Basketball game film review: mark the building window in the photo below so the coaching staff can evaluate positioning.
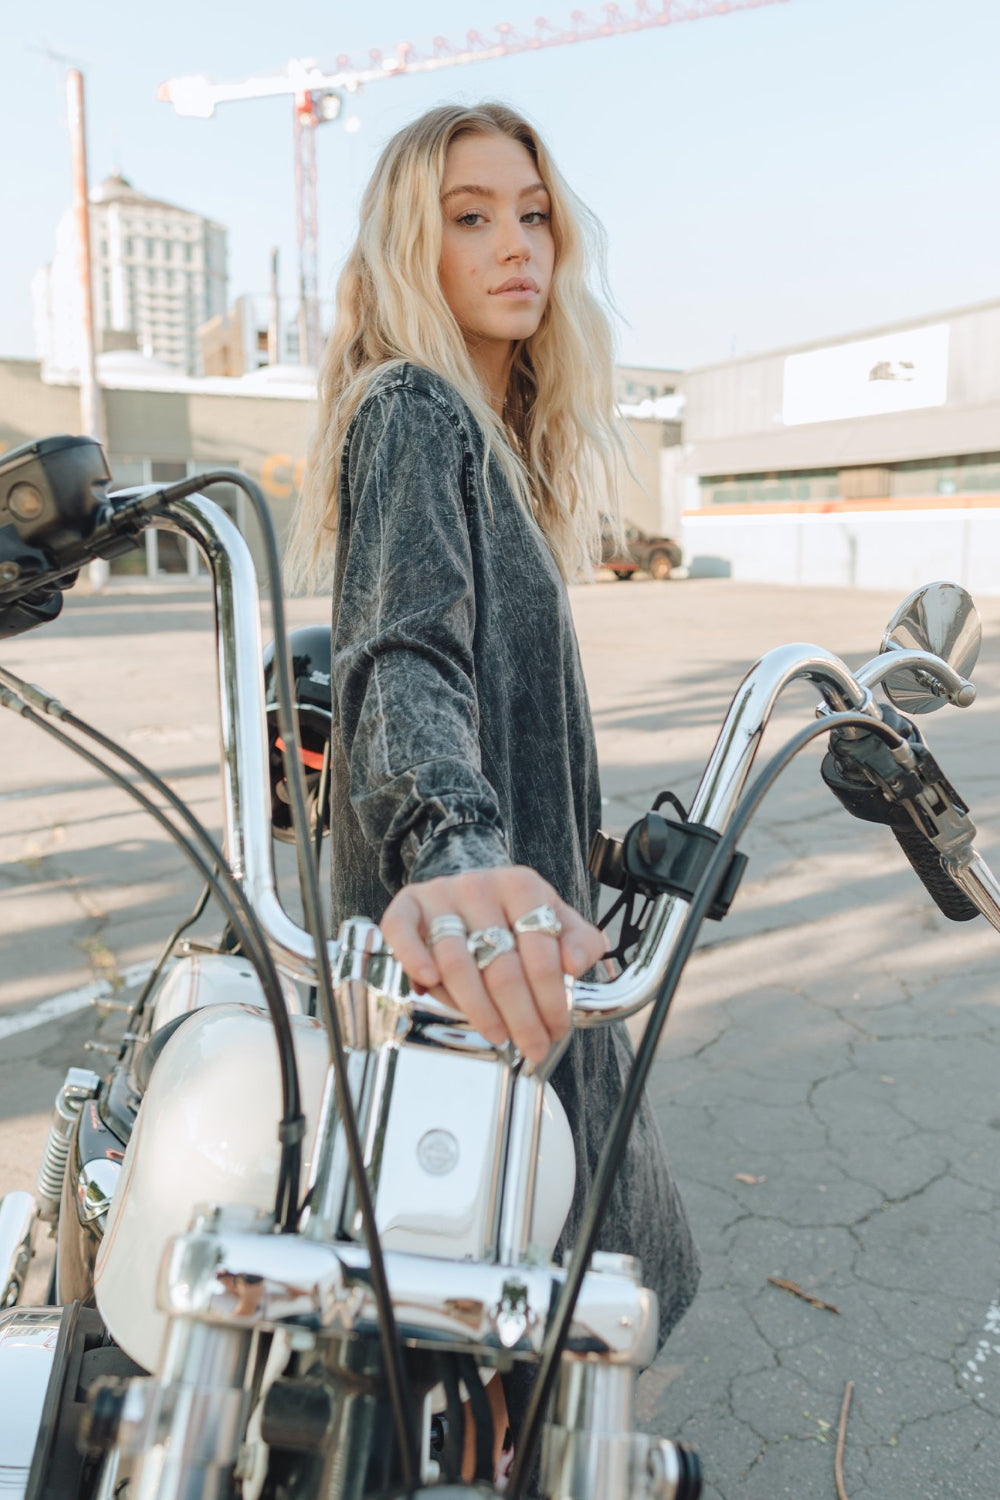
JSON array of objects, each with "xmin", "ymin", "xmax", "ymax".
[
  {"xmin": 146, "ymin": 237, "xmax": 155, "ymax": 258},
  {"xmin": 164, "ymin": 241, "xmax": 173, "ymax": 261},
  {"xmin": 701, "ymin": 471, "xmax": 841, "ymax": 506}
]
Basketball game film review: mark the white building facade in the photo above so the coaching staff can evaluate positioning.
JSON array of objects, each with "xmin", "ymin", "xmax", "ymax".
[{"xmin": 33, "ymin": 173, "xmax": 227, "ymax": 379}]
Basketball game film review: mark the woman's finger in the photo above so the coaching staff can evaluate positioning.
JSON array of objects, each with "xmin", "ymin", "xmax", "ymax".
[
  {"xmin": 451, "ymin": 883, "xmax": 551, "ymax": 1061},
  {"xmin": 429, "ymin": 913, "xmax": 511, "ymax": 1049},
  {"xmin": 498, "ymin": 874, "xmax": 573, "ymax": 1044},
  {"xmin": 476, "ymin": 946, "xmax": 556, "ymax": 1063},
  {"xmin": 549, "ymin": 893, "xmax": 606, "ymax": 977},
  {"xmin": 379, "ymin": 887, "xmax": 441, "ymax": 989}
]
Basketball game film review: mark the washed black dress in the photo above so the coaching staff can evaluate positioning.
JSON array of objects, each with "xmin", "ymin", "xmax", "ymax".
[{"xmin": 328, "ymin": 363, "xmax": 699, "ymax": 1372}]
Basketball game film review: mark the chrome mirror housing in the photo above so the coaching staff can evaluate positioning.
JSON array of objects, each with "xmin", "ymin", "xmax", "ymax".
[{"xmin": 880, "ymin": 581, "xmax": 981, "ymax": 714}]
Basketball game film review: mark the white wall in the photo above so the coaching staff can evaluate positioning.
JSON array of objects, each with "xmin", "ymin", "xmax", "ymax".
[{"xmin": 682, "ymin": 509, "xmax": 1000, "ymax": 597}]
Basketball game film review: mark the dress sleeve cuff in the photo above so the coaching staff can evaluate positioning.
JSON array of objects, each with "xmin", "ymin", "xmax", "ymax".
[{"xmin": 406, "ymin": 817, "xmax": 512, "ymax": 885}]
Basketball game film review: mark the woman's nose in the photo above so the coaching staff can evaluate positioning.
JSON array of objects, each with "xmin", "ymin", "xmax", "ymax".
[{"xmin": 500, "ymin": 222, "xmax": 531, "ymax": 262}]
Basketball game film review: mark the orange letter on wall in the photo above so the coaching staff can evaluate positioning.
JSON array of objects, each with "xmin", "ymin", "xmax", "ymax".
[{"xmin": 261, "ymin": 453, "xmax": 293, "ymax": 500}]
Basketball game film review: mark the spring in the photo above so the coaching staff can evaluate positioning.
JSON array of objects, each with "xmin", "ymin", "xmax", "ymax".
[{"xmin": 36, "ymin": 1068, "xmax": 100, "ymax": 1223}]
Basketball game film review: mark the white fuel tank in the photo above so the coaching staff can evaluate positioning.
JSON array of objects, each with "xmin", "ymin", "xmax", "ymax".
[
  {"xmin": 145, "ymin": 951, "xmax": 301, "ymax": 1033},
  {"xmin": 94, "ymin": 1004, "xmax": 329, "ymax": 1371}
]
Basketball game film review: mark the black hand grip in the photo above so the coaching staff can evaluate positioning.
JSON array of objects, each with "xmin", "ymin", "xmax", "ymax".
[{"xmin": 891, "ymin": 819, "xmax": 980, "ymax": 922}]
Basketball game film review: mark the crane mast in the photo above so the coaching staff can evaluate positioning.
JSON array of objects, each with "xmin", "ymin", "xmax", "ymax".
[{"xmin": 160, "ymin": 0, "xmax": 789, "ymax": 366}]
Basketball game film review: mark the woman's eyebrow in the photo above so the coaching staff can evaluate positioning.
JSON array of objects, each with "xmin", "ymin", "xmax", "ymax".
[
  {"xmin": 440, "ymin": 180, "xmax": 548, "ymax": 203},
  {"xmin": 441, "ymin": 183, "xmax": 494, "ymax": 203}
]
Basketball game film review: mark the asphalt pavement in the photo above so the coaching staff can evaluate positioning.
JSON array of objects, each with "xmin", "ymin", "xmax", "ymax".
[{"xmin": 1, "ymin": 573, "xmax": 999, "ymax": 1498}]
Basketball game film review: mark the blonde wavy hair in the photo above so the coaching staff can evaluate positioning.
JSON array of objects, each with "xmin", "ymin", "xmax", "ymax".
[{"xmin": 285, "ymin": 101, "xmax": 623, "ymax": 591}]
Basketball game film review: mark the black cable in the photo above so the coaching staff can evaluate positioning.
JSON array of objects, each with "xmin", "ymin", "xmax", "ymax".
[
  {"xmin": 126, "ymin": 879, "xmax": 212, "ymax": 1035},
  {"xmin": 178, "ymin": 471, "xmax": 420, "ymax": 1483},
  {"xmin": 0, "ymin": 690, "xmax": 304, "ymax": 1230},
  {"xmin": 457, "ymin": 1354, "xmax": 495, "ymax": 1482},
  {"xmin": 507, "ymin": 708, "xmax": 906, "ymax": 1498},
  {"xmin": 306, "ymin": 739, "xmax": 333, "ymax": 1019},
  {"xmin": 439, "ymin": 1358, "xmax": 465, "ymax": 1483}
]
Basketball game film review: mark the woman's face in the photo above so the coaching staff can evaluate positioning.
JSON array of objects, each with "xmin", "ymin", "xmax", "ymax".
[{"xmin": 438, "ymin": 132, "xmax": 555, "ymax": 359}]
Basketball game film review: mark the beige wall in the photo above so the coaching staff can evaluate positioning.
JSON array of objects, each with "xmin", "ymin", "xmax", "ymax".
[
  {"xmin": 0, "ymin": 359, "xmax": 82, "ymax": 453},
  {"xmin": 0, "ymin": 360, "xmax": 315, "ymax": 549}
]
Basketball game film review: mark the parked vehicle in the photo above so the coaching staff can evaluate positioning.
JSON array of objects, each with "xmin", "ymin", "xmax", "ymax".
[
  {"xmin": 0, "ymin": 434, "xmax": 997, "ymax": 1500},
  {"xmin": 601, "ymin": 524, "xmax": 682, "ymax": 581}
]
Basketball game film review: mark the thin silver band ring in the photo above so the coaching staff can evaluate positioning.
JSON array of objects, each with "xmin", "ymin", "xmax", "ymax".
[{"xmin": 427, "ymin": 914, "xmax": 468, "ymax": 948}]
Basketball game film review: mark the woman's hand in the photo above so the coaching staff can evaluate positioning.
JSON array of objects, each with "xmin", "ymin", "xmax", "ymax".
[{"xmin": 380, "ymin": 866, "xmax": 605, "ymax": 1064}]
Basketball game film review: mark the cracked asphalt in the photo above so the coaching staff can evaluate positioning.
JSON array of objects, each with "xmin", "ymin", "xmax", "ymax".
[{"xmin": 2, "ymin": 575, "xmax": 999, "ymax": 1497}]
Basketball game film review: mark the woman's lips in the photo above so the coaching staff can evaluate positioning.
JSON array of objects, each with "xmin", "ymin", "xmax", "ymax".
[{"xmin": 491, "ymin": 277, "xmax": 540, "ymax": 298}]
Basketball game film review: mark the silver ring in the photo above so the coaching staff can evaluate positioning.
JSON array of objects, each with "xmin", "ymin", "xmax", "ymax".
[
  {"xmin": 467, "ymin": 925, "xmax": 516, "ymax": 970},
  {"xmin": 513, "ymin": 903, "xmax": 563, "ymax": 939},
  {"xmin": 427, "ymin": 914, "xmax": 468, "ymax": 948}
]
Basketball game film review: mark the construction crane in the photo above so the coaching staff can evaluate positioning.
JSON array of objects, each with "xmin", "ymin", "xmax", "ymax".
[{"xmin": 160, "ymin": 0, "xmax": 788, "ymax": 366}]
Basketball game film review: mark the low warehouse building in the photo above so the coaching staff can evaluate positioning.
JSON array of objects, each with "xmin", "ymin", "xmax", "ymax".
[{"xmin": 679, "ymin": 298, "xmax": 1000, "ymax": 596}]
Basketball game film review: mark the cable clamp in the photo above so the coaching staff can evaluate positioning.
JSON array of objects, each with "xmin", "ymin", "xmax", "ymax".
[
  {"xmin": 589, "ymin": 796, "xmax": 748, "ymax": 925},
  {"xmin": 277, "ymin": 1114, "xmax": 307, "ymax": 1147}
]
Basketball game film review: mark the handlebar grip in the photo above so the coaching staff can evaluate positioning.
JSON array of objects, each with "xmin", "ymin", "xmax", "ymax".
[{"xmin": 890, "ymin": 820, "xmax": 980, "ymax": 922}]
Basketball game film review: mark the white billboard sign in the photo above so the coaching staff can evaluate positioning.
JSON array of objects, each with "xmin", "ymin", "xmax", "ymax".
[{"xmin": 782, "ymin": 323, "xmax": 949, "ymax": 427}]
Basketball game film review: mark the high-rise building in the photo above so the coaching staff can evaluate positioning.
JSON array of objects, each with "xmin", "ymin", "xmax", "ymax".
[{"xmin": 32, "ymin": 172, "xmax": 228, "ymax": 379}]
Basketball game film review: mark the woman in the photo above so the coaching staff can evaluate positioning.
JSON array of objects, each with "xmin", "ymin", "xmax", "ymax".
[{"xmin": 288, "ymin": 100, "xmax": 699, "ymax": 1476}]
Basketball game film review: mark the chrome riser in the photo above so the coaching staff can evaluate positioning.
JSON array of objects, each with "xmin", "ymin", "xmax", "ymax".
[
  {"xmin": 304, "ymin": 1037, "xmax": 575, "ymax": 1266},
  {"xmin": 0, "ymin": 1191, "xmax": 36, "ymax": 1309}
]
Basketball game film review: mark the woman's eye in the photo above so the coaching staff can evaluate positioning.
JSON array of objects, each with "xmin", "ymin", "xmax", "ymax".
[
  {"xmin": 522, "ymin": 211, "xmax": 551, "ymax": 225},
  {"xmin": 456, "ymin": 212, "xmax": 485, "ymax": 227}
]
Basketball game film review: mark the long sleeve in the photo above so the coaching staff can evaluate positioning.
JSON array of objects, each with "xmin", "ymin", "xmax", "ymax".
[{"xmin": 333, "ymin": 382, "xmax": 512, "ymax": 893}]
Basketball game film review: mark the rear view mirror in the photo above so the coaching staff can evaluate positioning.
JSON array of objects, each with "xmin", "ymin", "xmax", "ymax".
[{"xmin": 880, "ymin": 581, "xmax": 981, "ymax": 714}]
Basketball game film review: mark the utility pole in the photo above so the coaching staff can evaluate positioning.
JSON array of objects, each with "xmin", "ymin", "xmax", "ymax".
[
  {"xmin": 66, "ymin": 69, "xmax": 108, "ymax": 591},
  {"xmin": 268, "ymin": 246, "xmax": 281, "ymax": 367}
]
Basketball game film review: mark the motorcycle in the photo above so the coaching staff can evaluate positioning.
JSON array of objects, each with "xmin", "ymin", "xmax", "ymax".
[{"xmin": 0, "ymin": 432, "xmax": 998, "ymax": 1500}]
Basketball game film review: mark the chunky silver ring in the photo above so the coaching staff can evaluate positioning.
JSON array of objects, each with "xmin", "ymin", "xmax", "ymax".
[
  {"xmin": 513, "ymin": 903, "xmax": 563, "ymax": 939},
  {"xmin": 427, "ymin": 914, "xmax": 468, "ymax": 948},
  {"xmin": 467, "ymin": 925, "xmax": 516, "ymax": 970}
]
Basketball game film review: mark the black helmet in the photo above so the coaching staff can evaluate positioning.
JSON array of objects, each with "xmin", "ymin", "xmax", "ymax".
[{"xmin": 262, "ymin": 626, "xmax": 332, "ymax": 844}]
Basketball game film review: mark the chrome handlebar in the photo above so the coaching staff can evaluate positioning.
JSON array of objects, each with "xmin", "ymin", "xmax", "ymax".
[{"xmin": 167, "ymin": 492, "xmax": 997, "ymax": 1037}]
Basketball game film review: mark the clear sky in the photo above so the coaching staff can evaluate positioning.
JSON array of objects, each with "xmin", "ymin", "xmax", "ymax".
[{"xmin": 2, "ymin": 0, "xmax": 998, "ymax": 371}]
